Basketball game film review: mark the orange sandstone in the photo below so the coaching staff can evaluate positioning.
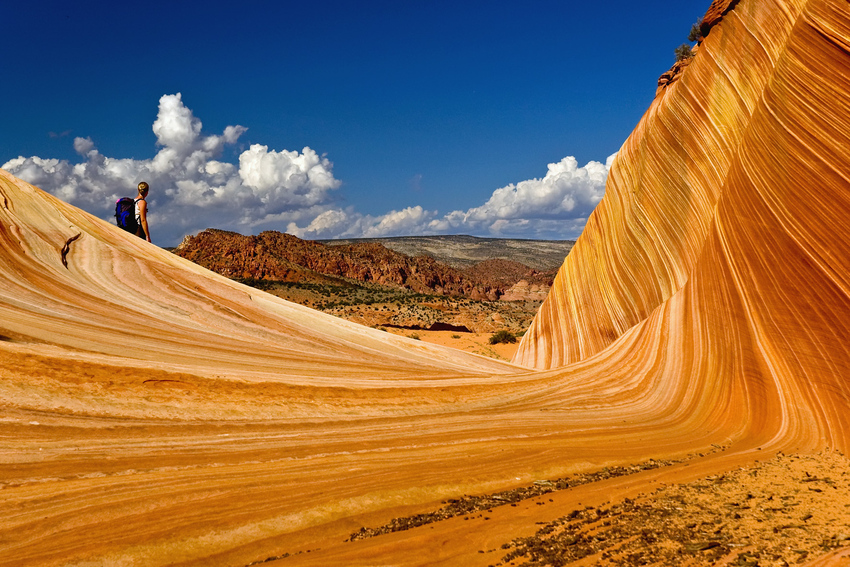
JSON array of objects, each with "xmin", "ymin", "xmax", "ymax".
[{"xmin": 1, "ymin": 0, "xmax": 850, "ymax": 565}]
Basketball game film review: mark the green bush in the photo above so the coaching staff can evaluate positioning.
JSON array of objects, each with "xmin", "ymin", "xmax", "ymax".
[
  {"xmin": 688, "ymin": 22, "xmax": 703, "ymax": 43},
  {"xmin": 674, "ymin": 43, "xmax": 693, "ymax": 61},
  {"xmin": 489, "ymin": 330, "xmax": 517, "ymax": 345}
]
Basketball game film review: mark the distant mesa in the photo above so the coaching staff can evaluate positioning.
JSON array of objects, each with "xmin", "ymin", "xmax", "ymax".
[{"xmin": 323, "ymin": 234, "xmax": 574, "ymax": 271}]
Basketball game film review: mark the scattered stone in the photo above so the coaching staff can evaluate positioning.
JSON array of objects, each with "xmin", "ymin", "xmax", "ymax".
[
  {"xmin": 347, "ymin": 457, "xmax": 679, "ymax": 541},
  {"xmin": 497, "ymin": 451, "xmax": 850, "ymax": 567}
]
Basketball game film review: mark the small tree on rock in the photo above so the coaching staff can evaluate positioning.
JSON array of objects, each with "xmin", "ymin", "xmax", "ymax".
[
  {"xmin": 674, "ymin": 43, "xmax": 694, "ymax": 61},
  {"xmin": 688, "ymin": 22, "xmax": 704, "ymax": 43}
]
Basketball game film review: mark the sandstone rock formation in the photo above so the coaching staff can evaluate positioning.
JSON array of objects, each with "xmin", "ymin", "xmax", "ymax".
[
  {"xmin": 1, "ymin": 0, "xmax": 850, "ymax": 565},
  {"xmin": 657, "ymin": 0, "xmax": 738, "ymax": 98},
  {"xmin": 175, "ymin": 228, "xmax": 547, "ymax": 301},
  {"xmin": 499, "ymin": 279, "xmax": 550, "ymax": 302},
  {"xmin": 701, "ymin": 0, "xmax": 741, "ymax": 37},
  {"xmin": 516, "ymin": 0, "xmax": 850, "ymax": 376},
  {"xmin": 656, "ymin": 47, "xmax": 695, "ymax": 94},
  {"xmin": 176, "ymin": 228, "xmax": 473, "ymax": 292}
]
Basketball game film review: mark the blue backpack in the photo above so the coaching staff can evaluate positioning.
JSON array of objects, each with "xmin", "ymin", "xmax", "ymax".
[{"xmin": 115, "ymin": 197, "xmax": 139, "ymax": 233}]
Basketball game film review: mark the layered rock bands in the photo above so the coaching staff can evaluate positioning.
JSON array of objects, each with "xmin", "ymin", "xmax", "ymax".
[{"xmin": 1, "ymin": 0, "xmax": 849, "ymax": 565}]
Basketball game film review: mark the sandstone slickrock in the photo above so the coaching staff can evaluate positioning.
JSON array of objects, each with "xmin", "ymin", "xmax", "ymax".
[
  {"xmin": 1, "ymin": 0, "xmax": 850, "ymax": 566},
  {"xmin": 701, "ymin": 0, "xmax": 742, "ymax": 37}
]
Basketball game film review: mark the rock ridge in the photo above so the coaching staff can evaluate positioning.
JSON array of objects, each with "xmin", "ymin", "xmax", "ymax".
[{"xmin": 175, "ymin": 228, "xmax": 555, "ymax": 302}]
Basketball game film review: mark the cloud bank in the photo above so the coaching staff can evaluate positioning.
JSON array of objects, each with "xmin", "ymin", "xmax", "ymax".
[
  {"xmin": 287, "ymin": 154, "xmax": 614, "ymax": 240},
  {"xmin": 3, "ymin": 95, "xmax": 613, "ymax": 245}
]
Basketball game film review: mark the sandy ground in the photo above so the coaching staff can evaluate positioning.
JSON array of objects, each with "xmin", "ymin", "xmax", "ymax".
[
  {"xmin": 263, "ymin": 451, "xmax": 850, "ymax": 566},
  {"xmin": 494, "ymin": 451, "xmax": 850, "ymax": 566}
]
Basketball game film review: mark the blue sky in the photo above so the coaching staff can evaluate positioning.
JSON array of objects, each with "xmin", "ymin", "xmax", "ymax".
[{"xmin": 2, "ymin": 0, "xmax": 709, "ymax": 246}]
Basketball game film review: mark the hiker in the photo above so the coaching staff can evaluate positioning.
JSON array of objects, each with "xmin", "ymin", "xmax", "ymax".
[{"xmin": 134, "ymin": 182, "xmax": 151, "ymax": 242}]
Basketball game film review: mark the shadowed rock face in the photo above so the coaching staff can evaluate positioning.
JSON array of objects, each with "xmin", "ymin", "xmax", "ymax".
[{"xmin": 1, "ymin": 1, "xmax": 850, "ymax": 566}]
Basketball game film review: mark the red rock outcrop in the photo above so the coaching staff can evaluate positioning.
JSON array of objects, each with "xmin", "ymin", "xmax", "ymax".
[
  {"xmin": 2, "ymin": 0, "xmax": 850, "ymax": 565},
  {"xmin": 499, "ymin": 279, "xmax": 550, "ymax": 302},
  {"xmin": 175, "ymin": 228, "xmax": 534, "ymax": 300},
  {"xmin": 175, "ymin": 228, "xmax": 465, "ymax": 290}
]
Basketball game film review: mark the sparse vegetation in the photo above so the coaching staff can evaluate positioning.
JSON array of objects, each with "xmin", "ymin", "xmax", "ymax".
[
  {"xmin": 688, "ymin": 22, "xmax": 703, "ymax": 43},
  {"xmin": 674, "ymin": 43, "xmax": 694, "ymax": 61},
  {"xmin": 409, "ymin": 333, "xmax": 421, "ymax": 341},
  {"xmin": 674, "ymin": 20, "xmax": 703, "ymax": 63},
  {"xmin": 489, "ymin": 330, "xmax": 517, "ymax": 345},
  {"xmin": 234, "ymin": 278, "xmax": 540, "ymax": 337},
  {"xmin": 177, "ymin": 233, "xmax": 547, "ymax": 361}
]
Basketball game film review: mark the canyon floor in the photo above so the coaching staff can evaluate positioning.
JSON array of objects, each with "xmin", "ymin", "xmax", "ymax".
[
  {"xmin": 388, "ymin": 329, "xmax": 521, "ymax": 362},
  {"xmin": 262, "ymin": 450, "xmax": 850, "ymax": 567},
  {"xmin": 243, "ymin": 279, "xmax": 535, "ymax": 361}
]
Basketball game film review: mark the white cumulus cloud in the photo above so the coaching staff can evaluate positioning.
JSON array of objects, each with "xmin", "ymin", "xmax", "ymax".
[
  {"xmin": 2, "ymin": 93, "xmax": 341, "ymax": 245},
  {"xmin": 287, "ymin": 205, "xmax": 440, "ymax": 240},
  {"xmin": 435, "ymin": 155, "xmax": 613, "ymax": 234},
  {"xmin": 3, "ymin": 94, "xmax": 613, "ymax": 245},
  {"xmin": 73, "ymin": 137, "xmax": 95, "ymax": 156},
  {"xmin": 287, "ymin": 155, "xmax": 615, "ymax": 240}
]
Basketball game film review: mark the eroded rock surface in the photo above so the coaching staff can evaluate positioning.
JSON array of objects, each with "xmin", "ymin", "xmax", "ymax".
[{"xmin": 2, "ymin": 0, "xmax": 850, "ymax": 566}]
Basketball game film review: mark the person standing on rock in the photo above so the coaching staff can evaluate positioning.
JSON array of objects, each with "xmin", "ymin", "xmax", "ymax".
[{"xmin": 135, "ymin": 182, "xmax": 151, "ymax": 243}]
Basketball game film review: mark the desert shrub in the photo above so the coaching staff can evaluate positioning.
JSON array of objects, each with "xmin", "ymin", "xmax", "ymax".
[
  {"xmin": 451, "ymin": 334, "xmax": 461, "ymax": 339},
  {"xmin": 409, "ymin": 333, "xmax": 421, "ymax": 340},
  {"xmin": 674, "ymin": 43, "xmax": 693, "ymax": 61},
  {"xmin": 489, "ymin": 330, "xmax": 517, "ymax": 345},
  {"xmin": 688, "ymin": 22, "xmax": 703, "ymax": 43}
]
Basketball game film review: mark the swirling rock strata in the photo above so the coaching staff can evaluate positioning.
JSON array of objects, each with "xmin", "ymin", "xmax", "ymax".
[
  {"xmin": 1, "ymin": 1, "xmax": 850, "ymax": 566},
  {"xmin": 516, "ymin": 0, "xmax": 850, "ymax": 375},
  {"xmin": 514, "ymin": 0, "xmax": 850, "ymax": 471}
]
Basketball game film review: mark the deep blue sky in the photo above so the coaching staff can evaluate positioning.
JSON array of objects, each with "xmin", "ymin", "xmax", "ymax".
[{"xmin": 2, "ymin": 0, "xmax": 710, "ymax": 245}]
